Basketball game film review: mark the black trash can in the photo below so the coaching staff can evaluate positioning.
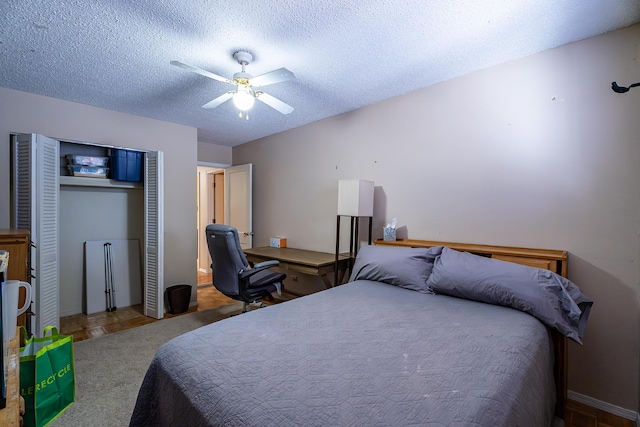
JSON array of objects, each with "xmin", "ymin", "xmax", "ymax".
[{"xmin": 166, "ymin": 284, "xmax": 192, "ymax": 314}]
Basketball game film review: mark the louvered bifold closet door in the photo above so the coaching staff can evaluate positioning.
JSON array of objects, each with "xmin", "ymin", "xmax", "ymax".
[
  {"xmin": 13, "ymin": 134, "xmax": 60, "ymax": 335},
  {"xmin": 144, "ymin": 151, "xmax": 164, "ymax": 319},
  {"xmin": 12, "ymin": 135, "xmax": 36, "ymax": 230}
]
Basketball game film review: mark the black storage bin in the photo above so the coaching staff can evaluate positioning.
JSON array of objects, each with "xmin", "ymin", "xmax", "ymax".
[{"xmin": 166, "ymin": 284, "xmax": 192, "ymax": 314}]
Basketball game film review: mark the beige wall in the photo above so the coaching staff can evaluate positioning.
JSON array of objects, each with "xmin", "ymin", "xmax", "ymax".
[
  {"xmin": 198, "ymin": 140, "xmax": 232, "ymax": 166},
  {"xmin": 0, "ymin": 87, "xmax": 198, "ymax": 302},
  {"xmin": 234, "ymin": 24, "xmax": 640, "ymax": 411}
]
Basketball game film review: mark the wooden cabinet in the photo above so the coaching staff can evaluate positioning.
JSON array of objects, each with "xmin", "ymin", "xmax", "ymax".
[
  {"xmin": 0, "ymin": 230, "xmax": 31, "ymax": 328},
  {"xmin": 0, "ymin": 331, "xmax": 20, "ymax": 426}
]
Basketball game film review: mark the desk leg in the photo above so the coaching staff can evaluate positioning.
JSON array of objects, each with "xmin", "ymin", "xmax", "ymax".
[
  {"xmin": 334, "ymin": 215, "xmax": 341, "ymax": 288},
  {"xmin": 321, "ymin": 274, "xmax": 333, "ymax": 289},
  {"xmin": 337, "ymin": 268, "xmax": 347, "ymax": 285},
  {"xmin": 322, "ymin": 267, "xmax": 348, "ymax": 289}
]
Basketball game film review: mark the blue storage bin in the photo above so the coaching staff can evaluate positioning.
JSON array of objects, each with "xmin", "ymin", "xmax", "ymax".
[{"xmin": 111, "ymin": 149, "xmax": 143, "ymax": 182}]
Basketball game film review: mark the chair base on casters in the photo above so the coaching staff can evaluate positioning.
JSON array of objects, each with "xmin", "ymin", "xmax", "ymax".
[{"xmin": 243, "ymin": 300, "xmax": 266, "ymax": 312}]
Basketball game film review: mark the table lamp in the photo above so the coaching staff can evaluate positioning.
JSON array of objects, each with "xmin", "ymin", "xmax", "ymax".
[{"xmin": 335, "ymin": 179, "xmax": 374, "ymax": 285}]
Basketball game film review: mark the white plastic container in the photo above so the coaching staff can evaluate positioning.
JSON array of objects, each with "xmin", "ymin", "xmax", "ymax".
[
  {"xmin": 67, "ymin": 165, "xmax": 109, "ymax": 178},
  {"xmin": 65, "ymin": 154, "xmax": 109, "ymax": 167}
]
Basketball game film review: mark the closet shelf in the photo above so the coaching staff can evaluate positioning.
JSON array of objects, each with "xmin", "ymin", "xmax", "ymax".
[{"xmin": 59, "ymin": 176, "xmax": 142, "ymax": 189}]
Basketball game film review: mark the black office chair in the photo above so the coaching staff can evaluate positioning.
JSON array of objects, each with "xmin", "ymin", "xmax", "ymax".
[{"xmin": 205, "ymin": 224, "xmax": 286, "ymax": 312}]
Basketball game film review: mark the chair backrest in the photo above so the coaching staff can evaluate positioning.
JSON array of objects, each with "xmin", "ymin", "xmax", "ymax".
[{"xmin": 205, "ymin": 224, "xmax": 250, "ymax": 296}]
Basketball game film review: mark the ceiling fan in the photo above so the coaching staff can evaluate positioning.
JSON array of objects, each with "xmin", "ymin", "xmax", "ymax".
[{"xmin": 171, "ymin": 50, "xmax": 295, "ymax": 118}]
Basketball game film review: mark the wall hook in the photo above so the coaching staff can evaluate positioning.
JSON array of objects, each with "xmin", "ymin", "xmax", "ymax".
[{"xmin": 611, "ymin": 81, "xmax": 640, "ymax": 93}]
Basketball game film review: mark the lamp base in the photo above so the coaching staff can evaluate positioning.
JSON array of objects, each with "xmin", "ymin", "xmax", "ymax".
[{"xmin": 335, "ymin": 215, "xmax": 373, "ymax": 286}]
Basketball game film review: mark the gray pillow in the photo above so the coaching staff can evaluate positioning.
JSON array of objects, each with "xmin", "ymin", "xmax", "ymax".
[
  {"xmin": 349, "ymin": 245, "xmax": 443, "ymax": 293},
  {"xmin": 426, "ymin": 247, "xmax": 593, "ymax": 344}
]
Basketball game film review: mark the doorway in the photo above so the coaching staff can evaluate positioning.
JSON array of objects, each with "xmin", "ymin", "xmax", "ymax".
[
  {"xmin": 196, "ymin": 162, "xmax": 253, "ymax": 288},
  {"xmin": 196, "ymin": 166, "xmax": 225, "ymax": 282}
]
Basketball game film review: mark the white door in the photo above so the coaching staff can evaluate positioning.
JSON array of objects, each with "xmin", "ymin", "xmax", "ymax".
[
  {"xmin": 144, "ymin": 151, "xmax": 164, "ymax": 319},
  {"xmin": 13, "ymin": 133, "xmax": 60, "ymax": 335},
  {"xmin": 224, "ymin": 164, "xmax": 253, "ymax": 249}
]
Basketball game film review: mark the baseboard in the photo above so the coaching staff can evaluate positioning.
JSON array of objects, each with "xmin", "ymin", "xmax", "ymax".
[{"xmin": 568, "ymin": 390, "xmax": 639, "ymax": 421}]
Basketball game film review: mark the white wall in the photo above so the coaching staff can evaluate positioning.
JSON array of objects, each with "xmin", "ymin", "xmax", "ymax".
[
  {"xmin": 234, "ymin": 25, "xmax": 640, "ymax": 412},
  {"xmin": 0, "ymin": 87, "xmax": 198, "ymax": 309}
]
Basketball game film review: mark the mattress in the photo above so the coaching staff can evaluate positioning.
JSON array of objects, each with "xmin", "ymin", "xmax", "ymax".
[{"xmin": 130, "ymin": 280, "xmax": 556, "ymax": 426}]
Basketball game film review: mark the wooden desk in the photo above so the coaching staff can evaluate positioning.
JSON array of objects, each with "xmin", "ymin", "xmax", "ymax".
[{"xmin": 244, "ymin": 247, "xmax": 350, "ymax": 289}]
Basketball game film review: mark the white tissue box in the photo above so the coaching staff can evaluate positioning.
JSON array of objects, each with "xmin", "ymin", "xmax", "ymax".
[{"xmin": 270, "ymin": 237, "xmax": 287, "ymax": 248}]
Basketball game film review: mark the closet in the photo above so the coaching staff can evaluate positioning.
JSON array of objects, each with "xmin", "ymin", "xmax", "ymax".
[{"xmin": 11, "ymin": 133, "xmax": 164, "ymax": 336}]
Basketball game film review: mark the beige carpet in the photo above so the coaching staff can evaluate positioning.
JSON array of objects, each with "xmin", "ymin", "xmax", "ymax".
[{"xmin": 49, "ymin": 303, "xmax": 244, "ymax": 427}]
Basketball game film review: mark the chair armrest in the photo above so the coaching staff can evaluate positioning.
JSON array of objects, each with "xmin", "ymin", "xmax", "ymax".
[
  {"xmin": 239, "ymin": 260, "xmax": 280, "ymax": 279},
  {"xmin": 253, "ymin": 260, "xmax": 279, "ymax": 269}
]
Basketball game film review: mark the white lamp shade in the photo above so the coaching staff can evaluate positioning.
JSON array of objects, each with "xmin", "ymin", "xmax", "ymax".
[
  {"xmin": 337, "ymin": 179, "xmax": 374, "ymax": 216},
  {"xmin": 233, "ymin": 86, "xmax": 255, "ymax": 111}
]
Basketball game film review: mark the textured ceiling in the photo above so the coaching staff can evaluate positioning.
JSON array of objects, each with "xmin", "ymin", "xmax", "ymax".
[{"xmin": 1, "ymin": 1, "xmax": 639, "ymax": 147}]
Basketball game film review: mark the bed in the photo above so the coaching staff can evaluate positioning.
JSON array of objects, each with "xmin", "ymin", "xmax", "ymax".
[{"xmin": 130, "ymin": 239, "xmax": 592, "ymax": 427}]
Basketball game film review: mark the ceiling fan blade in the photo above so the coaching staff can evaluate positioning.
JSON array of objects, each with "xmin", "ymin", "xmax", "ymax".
[
  {"xmin": 170, "ymin": 60, "xmax": 233, "ymax": 85},
  {"xmin": 249, "ymin": 68, "xmax": 295, "ymax": 88},
  {"xmin": 202, "ymin": 91, "xmax": 234, "ymax": 109},
  {"xmin": 256, "ymin": 92, "xmax": 294, "ymax": 114}
]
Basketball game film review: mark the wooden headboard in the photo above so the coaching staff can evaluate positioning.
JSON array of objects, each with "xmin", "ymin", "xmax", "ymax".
[{"xmin": 375, "ymin": 238, "xmax": 568, "ymax": 420}]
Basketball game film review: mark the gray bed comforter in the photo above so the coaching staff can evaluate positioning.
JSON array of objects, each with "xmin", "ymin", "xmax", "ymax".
[{"xmin": 130, "ymin": 280, "xmax": 556, "ymax": 427}]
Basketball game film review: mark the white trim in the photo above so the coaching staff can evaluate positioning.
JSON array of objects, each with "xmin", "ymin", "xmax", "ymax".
[
  {"xmin": 568, "ymin": 390, "xmax": 639, "ymax": 421},
  {"xmin": 198, "ymin": 161, "xmax": 231, "ymax": 168}
]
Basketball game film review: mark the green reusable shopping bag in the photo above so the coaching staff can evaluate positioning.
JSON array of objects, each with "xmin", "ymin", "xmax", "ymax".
[{"xmin": 20, "ymin": 326, "xmax": 75, "ymax": 427}]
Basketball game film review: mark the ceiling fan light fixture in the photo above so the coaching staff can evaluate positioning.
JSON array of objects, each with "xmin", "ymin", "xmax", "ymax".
[
  {"xmin": 171, "ymin": 49, "xmax": 295, "ymax": 115},
  {"xmin": 232, "ymin": 85, "xmax": 255, "ymax": 111}
]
